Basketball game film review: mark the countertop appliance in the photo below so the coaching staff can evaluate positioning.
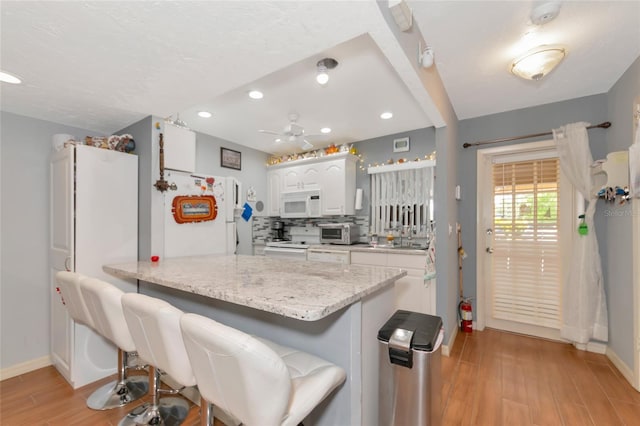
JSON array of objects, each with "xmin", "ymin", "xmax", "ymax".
[
  {"xmin": 50, "ymin": 144, "xmax": 138, "ymax": 389},
  {"xmin": 271, "ymin": 220, "xmax": 286, "ymax": 241},
  {"xmin": 281, "ymin": 189, "xmax": 321, "ymax": 218},
  {"xmin": 318, "ymin": 222, "xmax": 360, "ymax": 245},
  {"xmin": 264, "ymin": 226, "xmax": 320, "ymax": 260},
  {"xmin": 164, "ymin": 170, "xmax": 240, "ymax": 257}
]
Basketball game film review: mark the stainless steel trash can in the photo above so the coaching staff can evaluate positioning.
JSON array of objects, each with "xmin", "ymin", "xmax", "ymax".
[{"xmin": 378, "ymin": 310, "xmax": 444, "ymax": 426}]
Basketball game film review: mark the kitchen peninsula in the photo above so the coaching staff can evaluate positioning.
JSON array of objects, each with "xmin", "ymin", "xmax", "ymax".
[{"xmin": 104, "ymin": 255, "xmax": 406, "ymax": 426}]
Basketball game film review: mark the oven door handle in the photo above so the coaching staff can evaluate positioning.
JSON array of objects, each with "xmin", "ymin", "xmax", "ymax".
[{"xmin": 264, "ymin": 247, "xmax": 307, "ymax": 254}]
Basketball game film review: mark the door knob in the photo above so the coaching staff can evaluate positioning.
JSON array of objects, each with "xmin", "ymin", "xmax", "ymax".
[
  {"xmin": 486, "ymin": 247, "xmax": 494, "ymax": 254},
  {"xmin": 486, "ymin": 228, "xmax": 493, "ymax": 235}
]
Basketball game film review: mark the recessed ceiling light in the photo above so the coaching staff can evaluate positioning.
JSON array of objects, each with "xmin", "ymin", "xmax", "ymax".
[
  {"xmin": 197, "ymin": 111, "xmax": 212, "ymax": 118},
  {"xmin": 248, "ymin": 90, "xmax": 264, "ymax": 99},
  {"xmin": 275, "ymin": 138, "xmax": 282, "ymax": 143},
  {"xmin": 320, "ymin": 127, "xmax": 332, "ymax": 134},
  {"xmin": 380, "ymin": 112, "xmax": 393, "ymax": 120},
  {"xmin": 0, "ymin": 71, "xmax": 22, "ymax": 84}
]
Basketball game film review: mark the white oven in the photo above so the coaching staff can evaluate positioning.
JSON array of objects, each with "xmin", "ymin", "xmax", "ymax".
[
  {"xmin": 307, "ymin": 248, "xmax": 350, "ymax": 265},
  {"xmin": 263, "ymin": 242, "xmax": 308, "ymax": 261}
]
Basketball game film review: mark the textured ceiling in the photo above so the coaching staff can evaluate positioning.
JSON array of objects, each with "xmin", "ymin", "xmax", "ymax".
[{"xmin": 1, "ymin": 1, "xmax": 638, "ymax": 155}]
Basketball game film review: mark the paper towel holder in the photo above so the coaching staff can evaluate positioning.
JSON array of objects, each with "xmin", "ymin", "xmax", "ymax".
[{"xmin": 355, "ymin": 188, "xmax": 363, "ymax": 210}]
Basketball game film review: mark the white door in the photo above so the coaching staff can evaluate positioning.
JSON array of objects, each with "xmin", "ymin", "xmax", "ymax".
[
  {"xmin": 477, "ymin": 141, "xmax": 573, "ymax": 340},
  {"xmin": 49, "ymin": 147, "xmax": 74, "ymax": 380}
]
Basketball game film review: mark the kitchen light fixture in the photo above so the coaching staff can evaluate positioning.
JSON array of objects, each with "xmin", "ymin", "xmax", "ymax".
[
  {"xmin": 0, "ymin": 70, "xmax": 21, "ymax": 84},
  {"xmin": 380, "ymin": 112, "xmax": 393, "ymax": 120},
  {"xmin": 316, "ymin": 58, "xmax": 338, "ymax": 86},
  {"xmin": 510, "ymin": 45, "xmax": 566, "ymax": 81},
  {"xmin": 320, "ymin": 127, "xmax": 332, "ymax": 134},
  {"xmin": 418, "ymin": 43, "xmax": 434, "ymax": 68},
  {"xmin": 197, "ymin": 111, "xmax": 212, "ymax": 118},
  {"xmin": 248, "ymin": 90, "xmax": 263, "ymax": 99}
]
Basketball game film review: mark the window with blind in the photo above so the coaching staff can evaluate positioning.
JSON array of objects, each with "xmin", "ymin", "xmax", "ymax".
[{"xmin": 491, "ymin": 157, "xmax": 562, "ymax": 329}]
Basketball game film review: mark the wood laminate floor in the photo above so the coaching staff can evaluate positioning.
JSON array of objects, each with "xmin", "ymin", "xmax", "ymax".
[{"xmin": 1, "ymin": 328, "xmax": 639, "ymax": 425}]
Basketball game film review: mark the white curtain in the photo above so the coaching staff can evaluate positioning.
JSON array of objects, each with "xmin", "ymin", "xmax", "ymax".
[{"xmin": 553, "ymin": 122, "xmax": 608, "ymax": 343}]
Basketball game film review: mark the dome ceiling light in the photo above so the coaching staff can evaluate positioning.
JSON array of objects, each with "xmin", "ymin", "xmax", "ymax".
[{"xmin": 510, "ymin": 45, "xmax": 566, "ymax": 81}]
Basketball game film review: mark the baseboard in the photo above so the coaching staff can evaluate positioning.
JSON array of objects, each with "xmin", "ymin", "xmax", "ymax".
[
  {"xmin": 0, "ymin": 356, "xmax": 52, "ymax": 381},
  {"xmin": 572, "ymin": 341, "xmax": 607, "ymax": 354},
  {"xmin": 606, "ymin": 347, "xmax": 638, "ymax": 391},
  {"xmin": 442, "ymin": 324, "xmax": 458, "ymax": 357}
]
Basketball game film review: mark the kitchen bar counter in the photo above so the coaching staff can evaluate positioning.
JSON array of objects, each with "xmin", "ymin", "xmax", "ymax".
[
  {"xmin": 308, "ymin": 243, "xmax": 427, "ymax": 255},
  {"xmin": 104, "ymin": 254, "xmax": 405, "ymax": 321}
]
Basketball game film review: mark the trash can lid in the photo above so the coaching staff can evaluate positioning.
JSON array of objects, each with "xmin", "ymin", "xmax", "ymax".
[{"xmin": 377, "ymin": 310, "xmax": 443, "ymax": 351}]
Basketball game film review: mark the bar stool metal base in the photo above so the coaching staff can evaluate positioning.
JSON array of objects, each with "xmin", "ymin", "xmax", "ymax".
[
  {"xmin": 86, "ymin": 375, "xmax": 149, "ymax": 410},
  {"xmin": 118, "ymin": 397, "xmax": 190, "ymax": 426}
]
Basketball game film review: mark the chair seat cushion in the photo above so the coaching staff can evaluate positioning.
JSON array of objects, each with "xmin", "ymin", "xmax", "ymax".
[{"xmin": 255, "ymin": 337, "xmax": 346, "ymax": 426}]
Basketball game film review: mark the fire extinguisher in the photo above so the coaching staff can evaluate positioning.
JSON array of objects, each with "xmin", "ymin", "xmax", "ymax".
[{"xmin": 459, "ymin": 299, "xmax": 473, "ymax": 333}]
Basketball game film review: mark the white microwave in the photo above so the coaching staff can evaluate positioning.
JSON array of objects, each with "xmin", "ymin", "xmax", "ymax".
[{"xmin": 281, "ymin": 190, "xmax": 321, "ymax": 218}]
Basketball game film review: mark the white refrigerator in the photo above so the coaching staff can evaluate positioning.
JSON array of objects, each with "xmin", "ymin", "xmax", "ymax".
[
  {"xmin": 49, "ymin": 144, "xmax": 138, "ymax": 389},
  {"xmin": 163, "ymin": 170, "xmax": 240, "ymax": 257}
]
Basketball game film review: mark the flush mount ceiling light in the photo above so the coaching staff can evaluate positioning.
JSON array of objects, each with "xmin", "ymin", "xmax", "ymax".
[
  {"xmin": 248, "ymin": 90, "xmax": 263, "ymax": 99},
  {"xmin": 316, "ymin": 58, "xmax": 338, "ymax": 85},
  {"xmin": 510, "ymin": 45, "xmax": 566, "ymax": 81},
  {"xmin": 0, "ymin": 70, "xmax": 22, "ymax": 84},
  {"xmin": 197, "ymin": 111, "xmax": 212, "ymax": 118}
]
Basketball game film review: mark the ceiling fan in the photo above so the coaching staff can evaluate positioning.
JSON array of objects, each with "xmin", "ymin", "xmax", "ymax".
[{"xmin": 259, "ymin": 113, "xmax": 320, "ymax": 150}]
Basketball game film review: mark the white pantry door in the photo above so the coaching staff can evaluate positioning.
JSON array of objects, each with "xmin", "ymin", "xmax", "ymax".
[{"xmin": 476, "ymin": 140, "xmax": 573, "ymax": 341}]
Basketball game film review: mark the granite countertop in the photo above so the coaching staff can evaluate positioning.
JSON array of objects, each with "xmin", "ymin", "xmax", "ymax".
[{"xmin": 104, "ymin": 255, "xmax": 406, "ymax": 322}]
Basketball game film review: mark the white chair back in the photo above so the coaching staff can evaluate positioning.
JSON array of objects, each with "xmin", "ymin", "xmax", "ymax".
[
  {"xmin": 180, "ymin": 313, "xmax": 292, "ymax": 426},
  {"xmin": 55, "ymin": 271, "xmax": 93, "ymax": 328},
  {"xmin": 121, "ymin": 293, "xmax": 196, "ymax": 387},
  {"xmin": 80, "ymin": 277, "xmax": 136, "ymax": 353}
]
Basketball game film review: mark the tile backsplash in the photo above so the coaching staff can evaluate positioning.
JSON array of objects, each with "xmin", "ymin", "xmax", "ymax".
[{"xmin": 252, "ymin": 216, "xmax": 370, "ymax": 243}]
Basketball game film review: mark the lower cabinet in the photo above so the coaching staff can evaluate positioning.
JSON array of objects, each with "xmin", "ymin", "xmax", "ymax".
[{"xmin": 350, "ymin": 251, "xmax": 436, "ymax": 316}]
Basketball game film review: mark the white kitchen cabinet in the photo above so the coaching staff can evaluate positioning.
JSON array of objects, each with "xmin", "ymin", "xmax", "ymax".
[
  {"xmin": 351, "ymin": 251, "xmax": 436, "ymax": 315},
  {"xmin": 267, "ymin": 153, "xmax": 358, "ymax": 217},
  {"xmin": 267, "ymin": 169, "xmax": 282, "ymax": 216},
  {"xmin": 164, "ymin": 123, "xmax": 196, "ymax": 173},
  {"xmin": 282, "ymin": 164, "xmax": 321, "ymax": 191},
  {"xmin": 320, "ymin": 157, "xmax": 357, "ymax": 216}
]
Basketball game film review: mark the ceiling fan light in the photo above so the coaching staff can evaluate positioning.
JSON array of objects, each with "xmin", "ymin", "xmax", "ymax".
[{"xmin": 510, "ymin": 45, "xmax": 566, "ymax": 81}]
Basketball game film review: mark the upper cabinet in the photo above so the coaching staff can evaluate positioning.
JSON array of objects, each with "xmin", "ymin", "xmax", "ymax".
[
  {"xmin": 164, "ymin": 124, "xmax": 196, "ymax": 173},
  {"xmin": 267, "ymin": 153, "xmax": 358, "ymax": 217}
]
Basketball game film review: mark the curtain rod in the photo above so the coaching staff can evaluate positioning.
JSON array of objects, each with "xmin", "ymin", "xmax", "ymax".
[{"xmin": 463, "ymin": 121, "xmax": 611, "ymax": 149}]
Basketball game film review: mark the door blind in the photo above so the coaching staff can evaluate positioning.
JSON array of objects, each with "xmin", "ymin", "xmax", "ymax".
[{"xmin": 491, "ymin": 158, "xmax": 561, "ymax": 329}]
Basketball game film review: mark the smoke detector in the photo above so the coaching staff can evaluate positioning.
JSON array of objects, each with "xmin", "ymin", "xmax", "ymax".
[{"xmin": 531, "ymin": 2, "xmax": 561, "ymax": 25}]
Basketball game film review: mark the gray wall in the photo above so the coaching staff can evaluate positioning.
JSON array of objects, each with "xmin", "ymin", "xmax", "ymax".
[
  {"xmin": 0, "ymin": 112, "xmax": 102, "ymax": 369},
  {"xmin": 194, "ymin": 132, "xmax": 270, "ymax": 255},
  {"xmin": 352, "ymin": 127, "xmax": 436, "ymax": 214},
  {"xmin": 603, "ymin": 56, "xmax": 639, "ymax": 368}
]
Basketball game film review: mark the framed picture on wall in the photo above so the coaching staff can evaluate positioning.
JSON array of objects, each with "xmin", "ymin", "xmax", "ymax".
[{"xmin": 221, "ymin": 147, "xmax": 241, "ymax": 170}]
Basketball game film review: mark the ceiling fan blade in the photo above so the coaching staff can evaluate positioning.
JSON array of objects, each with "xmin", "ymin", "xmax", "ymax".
[
  {"xmin": 300, "ymin": 139, "xmax": 314, "ymax": 150},
  {"xmin": 258, "ymin": 129, "xmax": 280, "ymax": 135}
]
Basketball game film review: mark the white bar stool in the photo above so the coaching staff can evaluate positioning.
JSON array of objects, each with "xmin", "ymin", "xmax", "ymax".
[
  {"xmin": 55, "ymin": 272, "xmax": 148, "ymax": 410},
  {"xmin": 180, "ymin": 313, "xmax": 347, "ymax": 426},
  {"xmin": 120, "ymin": 293, "xmax": 197, "ymax": 426}
]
